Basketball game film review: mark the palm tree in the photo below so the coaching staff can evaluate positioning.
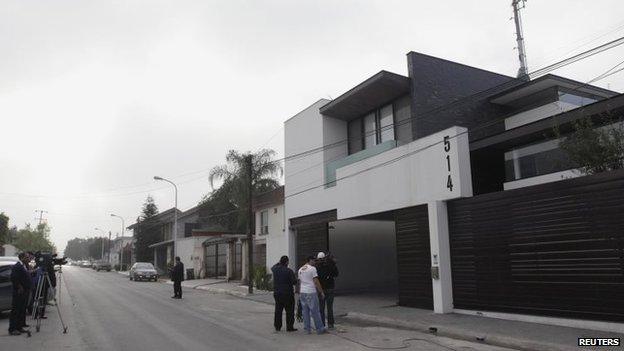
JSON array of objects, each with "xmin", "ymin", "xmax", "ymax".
[{"xmin": 207, "ymin": 149, "xmax": 282, "ymax": 231}]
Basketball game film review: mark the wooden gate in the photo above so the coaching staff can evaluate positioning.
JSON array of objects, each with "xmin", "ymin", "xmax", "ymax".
[
  {"xmin": 395, "ymin": 205, "xmax": 433, "ymax": 309},
  {"xmin": 448, "ymin": 170, "xmax": 624, "ymax": 321}
]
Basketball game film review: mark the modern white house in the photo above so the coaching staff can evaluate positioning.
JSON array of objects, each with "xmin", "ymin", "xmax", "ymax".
[
  {"xmin": 110, "ymin": 236, "xmax": 134, "ymax": 268},
  {"xmin": 281, "ymin": 51, "xmax": 624, "ymax": 327},
  {"xmin": 253, "ymin": 186, "xmax": 286, "ymax": 270}
]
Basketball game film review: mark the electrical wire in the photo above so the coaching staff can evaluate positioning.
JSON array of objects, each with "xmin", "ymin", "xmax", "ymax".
[
  {"xmin": 329, "ymin": 331, "xmax": 461, "ymax": 351},
  {"xmin": 282, "ymin": 57, "xmax": 624, "ymax": 200}
]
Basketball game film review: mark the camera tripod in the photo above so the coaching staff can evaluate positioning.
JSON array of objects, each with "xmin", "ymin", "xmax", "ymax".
[{"xmin": 32, "ymin": 267, "xmax": 68, "ymax": 334}]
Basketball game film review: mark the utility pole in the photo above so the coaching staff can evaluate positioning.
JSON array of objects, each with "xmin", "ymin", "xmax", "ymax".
[
  {"xmin": 512, "ymin": 0, "xmax": 529, "ymax": 79},
  {"xmin": 108, "ymin": 231, "xmax": 112, "ymax": 264},
  {"xmin": 246, "ymin": 154, "xmax": 254, "ymax": 294},
  {"xmin": 34, "ymin": 210, "xmax": 48, "ymax": 226}
]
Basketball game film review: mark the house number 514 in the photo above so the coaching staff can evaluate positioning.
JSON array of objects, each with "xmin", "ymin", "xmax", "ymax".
[{"xmin": 444, "ymin": 136, "xmax": 453, "ymax": 191}]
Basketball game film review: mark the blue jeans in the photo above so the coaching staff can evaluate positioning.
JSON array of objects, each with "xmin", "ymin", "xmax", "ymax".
[{"xmin": 299, "ymin": 293, "xmax": 325, "ymax": 334}]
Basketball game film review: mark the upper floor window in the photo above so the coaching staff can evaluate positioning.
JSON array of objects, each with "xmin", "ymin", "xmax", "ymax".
[
  {"xmin": 348, "ymin": 104, "xmax": 396, "ymax": 154},
  {"xmin": 347, "ymin": 96, "xmax": 412, "ymax": 155},
  {"xmin": 558, "ymin": 92, "xmax": 597, "ymax": 107},
  {"xmin": 260, "ymin": 210, "xmax": 269, "ymax": 235}
]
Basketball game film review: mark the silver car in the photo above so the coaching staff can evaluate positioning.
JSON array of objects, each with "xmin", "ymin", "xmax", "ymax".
[
  {"xmin": 0, "ymin": 261, "xmax": 15, "ymax": 311},
  {"xmin": 129, "ymin": 262, "xmax": 158, "ymax": 282}
]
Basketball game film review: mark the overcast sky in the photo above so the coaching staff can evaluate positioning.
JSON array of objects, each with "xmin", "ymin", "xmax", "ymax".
[{"xmin": 1, "ymin": 0, "xmax": 623, "ymax": 253}]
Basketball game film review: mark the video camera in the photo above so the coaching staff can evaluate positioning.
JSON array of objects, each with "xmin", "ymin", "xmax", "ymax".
[{"xmin": 34, "ymin": 251, "xmax": 68, "ymax": 268}]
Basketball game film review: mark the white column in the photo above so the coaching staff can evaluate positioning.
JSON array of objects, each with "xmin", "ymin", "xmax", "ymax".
[{"xmin": 427, "ymin": 200, "xmax": 453, "ymax": 313}]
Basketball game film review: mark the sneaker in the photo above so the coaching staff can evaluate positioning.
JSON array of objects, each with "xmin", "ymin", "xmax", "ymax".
[
  {"xmin": 328, "ymin": 325, "xmax": 335, "ymax": 330},
  {"xmin": 286, "ymin": 328, "xmax": 298, "ymax": 332},
  {"xmin": 317, "ymin": 329, "xmax": 328, "ymax": 335},
  {"xmin": 9, "ymin": 330, "xmax": 21, "ymax": 336}
]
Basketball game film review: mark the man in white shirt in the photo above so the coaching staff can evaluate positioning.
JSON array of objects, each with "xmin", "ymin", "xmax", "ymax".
[{"xmin": 297, "ymin": 255, "xmax": 326, "ymax": 334}]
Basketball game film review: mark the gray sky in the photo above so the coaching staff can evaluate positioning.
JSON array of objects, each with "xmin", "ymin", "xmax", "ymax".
[{"xmin": 1, "ymin": 0, "xmax": 623, "ymax": 253}]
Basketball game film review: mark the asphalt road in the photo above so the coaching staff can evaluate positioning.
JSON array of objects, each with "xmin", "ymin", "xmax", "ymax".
[{"xmin": 0, "ymin": 266, "xmax": 516, "ymax": 351}]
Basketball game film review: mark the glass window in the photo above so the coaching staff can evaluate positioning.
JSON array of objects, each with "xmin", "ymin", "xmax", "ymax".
[
  {"xmin": 504, "ymin": 139, "xmax": 572, "ymax": 181},
  {"xmin": 379, "ymin": 105, "xmax": 394, "ymax": 143},
  {"xmin": 363, "ymin": 112, "xmax": 377, "ymax": 148},
  {"xmin": 347, "ymin": 119, "xmax": 363, "ymax": 154},
  {"xmin": 260, "ymin": 210, "xmax": 269, "ymax": 235},
  {"xmin": 394, "ymin": 95, "xmax": 412, "ymax": 144},
  {"xmin": 558, "ymin": 92, "xmax": 597, "ymax": 107}
]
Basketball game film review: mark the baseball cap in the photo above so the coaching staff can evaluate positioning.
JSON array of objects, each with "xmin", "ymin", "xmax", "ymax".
[{"xmin": 317, "ymin": 252, "xmax": 326, "ymax": 259}]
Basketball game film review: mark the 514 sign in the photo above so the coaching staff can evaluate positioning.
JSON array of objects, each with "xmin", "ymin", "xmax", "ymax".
[{"xmin": 444, "ymin": 136, "xmax": 453, "ymax": 192}]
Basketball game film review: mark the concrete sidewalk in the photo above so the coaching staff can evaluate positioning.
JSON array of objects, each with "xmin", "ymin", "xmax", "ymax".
[{"xmin": 172, "ymin": 280, "xmax": 623, "ymax": 351}]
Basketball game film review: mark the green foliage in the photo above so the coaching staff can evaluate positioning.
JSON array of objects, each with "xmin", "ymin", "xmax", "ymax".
[
  {"xmin": 0, "ymin": 212, "xmax": 8, "ymax": 246},
  {"xmin": 555, "ymin": 116, "xmax": 624, "ymax": 175},
  {"xmin": 202, "ymin": 149, "xmax": 282, "ymax": 232},
  {"xmin": 134, "ymin": 195, "xmax": 161, "ymax": 262},
  {"xmin": 13, "ymin": 223, "xmax": 55, "ymax": 253},
  {"xmin": 252, "ymin": 265, "xmax": 273, "ymax": 291}
]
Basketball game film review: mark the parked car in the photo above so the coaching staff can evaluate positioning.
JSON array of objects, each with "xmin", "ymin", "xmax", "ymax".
[
  {"xmin": 0, "ymin": 261, "xmax": 15, "ymax": 311},
  {"xmin": 0, "ymin": 256, "xmax": 18, "ymax": 263},
  {"xmin": 129, "ymin": 262, "xmax": 158, "ymax": 282},
  {"xmin": 94, "ymin": 261, "xmax": 112, "ymax": 272}
]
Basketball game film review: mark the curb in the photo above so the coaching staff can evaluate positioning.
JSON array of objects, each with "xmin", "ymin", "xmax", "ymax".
[{"xmin": 343, "ymin": 312, "xmax": 567, "ymax": 351}]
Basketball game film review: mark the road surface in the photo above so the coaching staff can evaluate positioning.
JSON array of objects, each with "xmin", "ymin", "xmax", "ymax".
[{"xmin": 0, "ymin": 266, "xmax": 516, "ymax": 351}]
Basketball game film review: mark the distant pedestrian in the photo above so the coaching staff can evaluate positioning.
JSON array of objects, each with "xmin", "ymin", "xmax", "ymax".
[
  {"xmin": 9, "ymin": 253, "xmax": 32, "ymax": 336},
  {"xmin": 271, "ymin": 255, "xmax": 297, "ymax": 332},
  {"xmin": 170, "ymin": 257, "xmax": 184, "ymax": 299},
  {"xmin": 297, "ymin": 256, "xmax": 326, "ymax": 335},
  {"xmin": 316, "ymin": 252, "xmax": 339, "ymax": 329}
]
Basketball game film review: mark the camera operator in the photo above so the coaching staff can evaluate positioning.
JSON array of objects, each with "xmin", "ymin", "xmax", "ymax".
[
  {"xmin": 33, "ymin": 251, "xmax": 57, "ymax": 319},
  {"xmin": 9, "ymin": 253, "xmax": 33, "ymax": 336}
]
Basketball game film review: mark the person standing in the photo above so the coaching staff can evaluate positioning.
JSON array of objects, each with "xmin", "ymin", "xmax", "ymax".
[
  {"xmin": 271, "ymin": 255, "xmax": 297, "ymax": 332},
  {"xmin": 170, "ymin": 256, "xmax": 184, "ymax": 299},
  {"xmin": 9, "ymin": 253, "xmax": 32, "ymax": 336},
  {"xmin": 297, "ymin": 256, "xmax": 326, "ymax": 335},
  {"xmin": 316, "ymin": 252, "xmax": 339, "ymax": 329}
]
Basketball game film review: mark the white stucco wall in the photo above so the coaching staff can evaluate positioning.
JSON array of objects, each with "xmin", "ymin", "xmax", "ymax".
[
  {"xmin": 285, "ymin": 124, "xmax": 473, "ymax": 221},
  {"xmin": 504, "ymin": 101, "xmax": 578, "ymax": 130},
  {"xmin": 176, "ymin": 236, "xmax": 208, "ymax": 279},
  {"xmin": 2, "ymin": 244, "xmax": 17, "ymax": 256},
  {"xmin": 328, "ymin": 220, "xmax": 397, "ymax": 293},
  {"xmin": 256, "ymin": 204, "xmax": 286, "ymax": 269}
]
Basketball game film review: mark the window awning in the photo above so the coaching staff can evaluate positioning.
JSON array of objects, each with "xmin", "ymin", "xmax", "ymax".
[{"xmin": 320, "ymin": 71, "xmax": 410, "ymax": 121}]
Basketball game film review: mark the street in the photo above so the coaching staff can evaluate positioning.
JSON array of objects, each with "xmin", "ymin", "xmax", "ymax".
[{"xmin": 0, "ymin": 266, "xmax": 517, "ymax": 351}]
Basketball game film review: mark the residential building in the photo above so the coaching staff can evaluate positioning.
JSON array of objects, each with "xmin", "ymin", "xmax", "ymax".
[
  {"xmin": 253, "ymin": 186, "xmax": 285, "ymax": 270},
  {"xmin": 283, "ymin": 51, "xmax": 623, "ymax": 326},
  {"xmin": 110, "ymin": 236, "xmax": 134, "ymax": 268},
  {"xmin": 128, "ymin": 208, "xmax": 181, "ymax": 273},
  {"xmin": 0, "ymin": 244, "xmax": 17, "ymax": 257}
]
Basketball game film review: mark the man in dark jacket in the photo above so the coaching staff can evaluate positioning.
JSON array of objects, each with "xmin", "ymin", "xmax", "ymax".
[
  {"xmin": 271, "ymin": 255, "xmax": 297, "ymax": 332},
  {"xmin": 170, "ymin": 256, "xmax": 184, "ymax": 299},
  {"xmin": 316, "ymin": 252, "xmax": 339, "ymax": 329},
  {"xmin": 9, "ymin": 253, "xmax": 33, "ymax": 335}
]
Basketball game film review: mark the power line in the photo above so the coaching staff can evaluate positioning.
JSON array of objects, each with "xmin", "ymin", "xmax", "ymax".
[
  {"xmin": 283, "ymin": 58, "xmax": 624, "ymax": 200},
  {"xmin": 265, "ymin": 36, "xmax": 624, "ymax": 168}
]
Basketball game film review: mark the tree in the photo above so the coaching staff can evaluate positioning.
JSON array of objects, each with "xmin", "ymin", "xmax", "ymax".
[
  {"xmin": 555, "ymin": 116, "xmax": 624, "ymax": 175},
  {"xmin": 64, "ymin": 238, "xmax": 90, "ymax": 260},
  {"xmin": 204, "ymin": 149, "xmax": 282, "ymax": 232},
  {"xmin": 0, "ymin": 212, "xmax": 8, "ymax": 246},
  {"xmin": 13, "ymin": 223, "xmax": 55, "ymax": 253},
  {"xmin": 134, "ymin": 195, "xmax": 160, "ymax": 262}
]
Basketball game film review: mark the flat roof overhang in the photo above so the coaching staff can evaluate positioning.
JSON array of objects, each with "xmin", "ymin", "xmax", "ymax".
[
  {"xmin": 489, "ymin": 74, "xmax": 619, "ymax": 105},
  {"xmin": 320, "ymin": 71, "xmax": 410, "ymax": 121},
  {"xmin": 148, "ymin": 240, "xmax": 173, "ymax": 249},
  {"xmin": 471, "ymin": 93, "xmax": 624, "ymax": 152}
]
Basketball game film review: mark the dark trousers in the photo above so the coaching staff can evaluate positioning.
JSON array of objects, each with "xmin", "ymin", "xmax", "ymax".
[
  {"xmin": 9, "ymin": 292, "xmax": 28, "ymax": 332},
  {"xmin": 319, "ymin": 289, "xmax": 335, "ymax": 327},
  {"xmin": 273, "ymin": 293, "xmax": 295, "ymax": 331},
  {"xmin": 173, "ymin": 280, "xmax": 182, "ymax": 297}
]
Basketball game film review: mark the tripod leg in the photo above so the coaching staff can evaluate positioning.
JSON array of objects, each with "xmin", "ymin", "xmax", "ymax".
[{"xmin": 45, "ymin": 272, "xmax": 68, "ymax": 334}]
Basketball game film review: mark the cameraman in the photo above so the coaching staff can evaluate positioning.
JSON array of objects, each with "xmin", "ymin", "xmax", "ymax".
[{"xmin": 9, "ymin": 253, "xmax": 32, "ymax": 335}]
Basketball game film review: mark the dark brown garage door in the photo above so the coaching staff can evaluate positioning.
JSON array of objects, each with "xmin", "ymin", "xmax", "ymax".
[
  {"xmin": 295, "ymin": 223, "xmax": 329, "ymax": 267},
  {"xmin": 395, "ymin": 205, "xmax": 433, "ymax": 309},
  {"xmin": 448, "ymin": 170, "xmax": 624, "ymax": 322}
]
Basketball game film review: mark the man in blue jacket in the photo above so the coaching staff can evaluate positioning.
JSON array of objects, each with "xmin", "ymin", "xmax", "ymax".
[
  {"xmin": 271, "ymin": 255, "xmax": 297, "ymax": 332},
  {"xmin": 9, "ymin": 253, "xmax": 33, "ymax": 335}
]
